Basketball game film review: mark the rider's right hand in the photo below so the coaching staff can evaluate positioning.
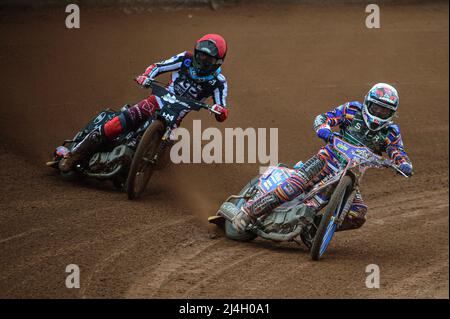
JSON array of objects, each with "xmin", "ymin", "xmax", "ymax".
[
  {"xmin": 317, "ymin": 127, "xmax": 333, "ymax": 143},
  {"xmin": 135, "ymin": 75, "xmax": 152, "ymax": 88}
]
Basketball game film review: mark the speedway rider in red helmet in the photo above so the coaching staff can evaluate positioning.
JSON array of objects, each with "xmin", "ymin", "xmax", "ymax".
[{"xmin": 60, "ymin": 34, "xmax": 229, "ymax": 172}]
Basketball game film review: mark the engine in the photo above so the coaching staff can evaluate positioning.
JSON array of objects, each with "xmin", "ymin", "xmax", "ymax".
[
  {"xmin": 261, "ymin": 204, "xmax": 315, "ymax": 234},
  {"xmin": 88, "ymin": 144, "xmax": 134, "ymax": 173}
]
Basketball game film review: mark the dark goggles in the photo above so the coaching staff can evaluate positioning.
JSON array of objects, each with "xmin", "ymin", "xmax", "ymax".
[
  {"xmin": 367, "ymin": 102, "xmax": 395, "ymax": 120},
  {"xmin": 194, "ymin": 51, "xmax": 220, "ymax": 72}
]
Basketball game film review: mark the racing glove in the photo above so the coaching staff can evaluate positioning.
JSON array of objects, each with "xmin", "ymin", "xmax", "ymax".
[
  {"xmin": 317, "ymin": 127, "xmax": 333, "ymax": 143},
  {"xmin": 398, "ymin": 162, "xmax": 413, "ymax": 177},
  {"xmin": 135, "ymin": 75, "xmax": 153, "ymax": 88},
  {"xmin": 211, "ymin": 104, "xmax": 228, "ymax": 122}
]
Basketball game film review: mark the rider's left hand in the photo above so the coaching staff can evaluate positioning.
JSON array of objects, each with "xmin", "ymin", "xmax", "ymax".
[
  {"xmin": 398, "ymin": 162, "xmax": 413, "ymax": 177},
  {"xmin": 211, "ymin": 104, "xmax": 228, "ymax": 122}
]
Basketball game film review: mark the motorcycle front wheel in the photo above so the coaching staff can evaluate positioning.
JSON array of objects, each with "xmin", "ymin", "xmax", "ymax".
[
  {"xmin": 310, "ymin": 175, "xmax": 353, "ymax": 261},
  {"xmin": 126, "ymin": 119, "xmax": 165, "ymax": 200}
]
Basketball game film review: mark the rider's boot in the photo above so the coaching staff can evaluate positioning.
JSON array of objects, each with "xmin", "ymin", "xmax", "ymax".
[
  {"xmin": 337, "ymin": 194, "xmax": 367, "ymax": 232},
  {"xmin": 59, "ymin": 127, "xmax": 107, "ymax": 172},
  {"xmin": 232, "ymin": 192, "xmax": 282, "ymax": 233},
  {"xmin": 337, "ymin": 211, "xmax": 367, "ymax": 231}
]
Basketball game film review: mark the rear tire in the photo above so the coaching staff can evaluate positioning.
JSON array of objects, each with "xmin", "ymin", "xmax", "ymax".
[
  {"xmin": 224, "ymin": 176, "xmax": 260, "ymax": 242},
  {"xmin": 310, "ymin": 175, "xmax": 353, "ymax": 261},
  {"xmin": 56, "ymin": 131, "xmax": 84, "ymax": 181},
  {"xmin": 126, "ymin": 120, "xmax": 165, "ymax": 200}
]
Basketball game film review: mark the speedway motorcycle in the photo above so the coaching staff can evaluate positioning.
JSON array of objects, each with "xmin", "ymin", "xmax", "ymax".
[
  {"xmin": 209, "ymin": 134, "xmax": 409, "ymax": 260},
  {"xmin": 47, "ymin": 81, "xmax": 221, "ymax": 199}
]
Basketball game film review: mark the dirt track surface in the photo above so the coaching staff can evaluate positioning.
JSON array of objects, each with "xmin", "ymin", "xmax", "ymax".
[{"xmin": 0, "ymin": 2, "xmax": 448, "ymax": 298}]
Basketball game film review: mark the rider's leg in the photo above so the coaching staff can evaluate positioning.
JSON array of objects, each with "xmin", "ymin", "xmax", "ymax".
[
  {"xmin": 116, "ymin": 95, "xmax": 160, "ymax": 135},
  {"xmin": 59, "ymin": 95, "xmax": 160, "ymax": 172},
  {"xmin": 233, "ymin": 150, "xmax": 337, "ymax": 232},
  {"xmin": 337, "ymin": 190, "xmax": 367, "ymax": 232}
]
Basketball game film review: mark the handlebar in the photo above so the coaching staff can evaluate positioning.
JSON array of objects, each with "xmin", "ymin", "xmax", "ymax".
[
  {"xmin": 377, "ymin": 158, "xmax": 409, "ymax": 178},
  {"xmin": 329, "ymin": 132, "xmax": 409, "ymax": 178},
  {"xmin": 144, "ymin": 80, "xmax": 221, "ymax": 115}
]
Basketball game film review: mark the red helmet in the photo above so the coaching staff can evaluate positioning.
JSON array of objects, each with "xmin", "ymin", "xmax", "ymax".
[{"xmin": 193, "ymin": 34, "xmax": 227, "ymax": 76}]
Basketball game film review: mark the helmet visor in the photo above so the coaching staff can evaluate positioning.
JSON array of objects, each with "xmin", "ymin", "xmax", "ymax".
[
  {"xmin": 367, "ymin": 102, "xmax": 395, "ymax": 120},
  {"xmin": 194, "ymin": 51, "xmax": 219, "ymax": 72}
]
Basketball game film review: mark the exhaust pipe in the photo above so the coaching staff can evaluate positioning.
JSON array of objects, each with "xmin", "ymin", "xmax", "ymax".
[{"xmin": 255, "ymin": 227, "xmax": 302, "ymax": 242}]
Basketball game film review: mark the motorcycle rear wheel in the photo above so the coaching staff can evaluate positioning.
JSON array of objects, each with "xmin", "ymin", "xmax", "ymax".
[
  {"xmin": 224, "ymin": 176, "xmax": 260, "ymax": 242},
  {"xmin": 126, "ymin": 119, "xmax": 165, "ymax": 200},
  {"xmin": 57, "ymin": 131, "xmax": 85, "ymax": 182}
]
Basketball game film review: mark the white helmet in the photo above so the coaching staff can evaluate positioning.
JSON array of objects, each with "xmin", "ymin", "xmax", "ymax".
[{"xmin": 362, "ymin": 83, "xmax": 399, "ymax": 131}]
